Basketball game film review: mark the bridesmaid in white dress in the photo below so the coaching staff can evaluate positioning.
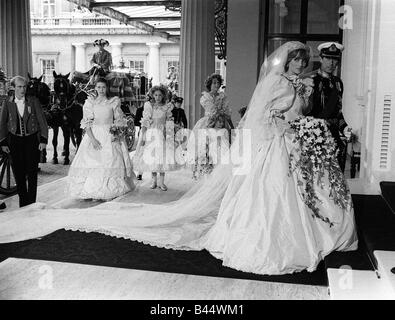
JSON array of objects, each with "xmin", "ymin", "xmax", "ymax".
[
  {"xmin": 68, "ymin": 78, "xmax": 135, "ymax": 200},
  {"xmin": 187, "ymin": 74, "xmax": 232, "ymax": 179},
  {"xmin": 133, "ymin": 85, "xmax": 178, "ymax": 191}
]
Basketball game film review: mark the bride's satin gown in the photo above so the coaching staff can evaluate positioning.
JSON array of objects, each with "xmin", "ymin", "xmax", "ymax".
[
  {"xmin": 203, "ymin": 75, "xmax": 357, "ymax": 274},
  {"xmin": 0, "ymin": 75, "xmax": 357, "ymax": 275}
]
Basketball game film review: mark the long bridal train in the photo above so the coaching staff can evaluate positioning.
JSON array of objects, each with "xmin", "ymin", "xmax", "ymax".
[{"xmin": 0, "ymin": 42, "xmax": 358, "ymax": 275}]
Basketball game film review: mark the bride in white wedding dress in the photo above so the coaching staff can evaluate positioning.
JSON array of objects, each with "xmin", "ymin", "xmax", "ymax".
[{"xmin": 0, "ymin": 42, "xmax": 357, "ymax": 275}]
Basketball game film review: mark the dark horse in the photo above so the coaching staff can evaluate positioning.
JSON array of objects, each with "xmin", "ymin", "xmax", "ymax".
[
  {"xmin": 52, "ymin": 71, "xmax": 87, "ymax": 165},
  {"xmin": 26, "ymin": 73, "xmax": 52, "ymax": 163}
]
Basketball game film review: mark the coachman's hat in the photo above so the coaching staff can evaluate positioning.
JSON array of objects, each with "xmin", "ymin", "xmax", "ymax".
[
  {"xmin": 93, "ymin": 39, "xmax": 109, "ymax": 47},
  {"xmin": 318, "ymin": 42, "xmax": 344, "ymax": 59}
]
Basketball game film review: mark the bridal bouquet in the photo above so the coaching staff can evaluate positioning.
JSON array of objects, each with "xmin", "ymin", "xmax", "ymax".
[
  {"xmin": 109, "ymin": 118, "xmax": 129, "ymax": 142},
  {"xmin": 288, "ymin": 116, "xmax": 352, "ymax": 227}
]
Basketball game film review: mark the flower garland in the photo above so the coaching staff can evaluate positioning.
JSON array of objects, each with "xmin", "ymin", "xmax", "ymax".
[{"xmin": 288, "ymin": 116, "xmax": 352, "ymax": 227}]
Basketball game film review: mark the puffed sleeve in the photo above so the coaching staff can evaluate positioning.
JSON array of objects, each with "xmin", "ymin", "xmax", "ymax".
[
  {"xmin": 140, "ymin": 101, "xmax": 153, "ymax": 128},
  {"xmin": 110, "ymin": 97, "xmax": 124, "ymax": 121},
  {"xmin": 80, "ymin": 97, "xmax": 95, "ymax": 129},
  {"xmin": 267, "ymin": 76, "xmax": 296, "ymax": 114}
]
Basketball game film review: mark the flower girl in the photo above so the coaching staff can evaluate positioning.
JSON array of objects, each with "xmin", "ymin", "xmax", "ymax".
[{"xmin": 133, "ymin": 85, "xmax": 178, "ymax": 191}]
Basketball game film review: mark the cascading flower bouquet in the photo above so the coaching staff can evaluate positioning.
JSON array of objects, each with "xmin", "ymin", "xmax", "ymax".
[
  {"xmin": 109, "ymin": 117, "xmax": 129, "ymax": 143},
  {"xmin": 288, "ymin": 116, "xmax": 352, "ymax": 227}
]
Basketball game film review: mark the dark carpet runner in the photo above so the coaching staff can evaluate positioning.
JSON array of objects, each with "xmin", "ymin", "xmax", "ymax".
[
  {"xmin": 0, "ymin": 229, "xmax": 327, "ymax": 286},
  {"xmin": 380, "ymin": 181, "xmax": 395, "ymax": 215},
  {"xmin": 325, "ymin": 194, "xmax": 395, "ymax": 271},
  {"xmin": 2, "ymin": 194, "xmax": 392, "ymax": 287},
  {"xmin": 351, "ymin": 194, "xmax": 395, "ymax": 267}
]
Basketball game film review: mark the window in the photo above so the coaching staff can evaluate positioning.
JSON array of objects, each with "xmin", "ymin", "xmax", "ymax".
[
  {"xmin": 263, "ymin": 0, "xmax": 343, "ymax": 58},
  {"xmin": 167, "ymin": 60, "xmax": 179, "ymax": 80},
  {"xmin": 215, "ymin": 61, "xmax": 222, "ymax": 75},
  {"xmin": 215, "ymin": 58, "xmax": 226, "ymax": 84},
  {"xmin": 42, "ymin": 0, "xmax": 55, "ymax": 18},
  {"xmin": 129, "ymin": 60, "xmax": 145, "ymax": 73},
  {"xmin": 41, "ymin": 59, "xmax": 55, "ymax": 90},
  {"xmin": 61, "ymin": 0, "xmax": 74, "ymax": 13},
  {"xmin": 167, "ymin": 60, "xmax": 179, "ymax": 72}
]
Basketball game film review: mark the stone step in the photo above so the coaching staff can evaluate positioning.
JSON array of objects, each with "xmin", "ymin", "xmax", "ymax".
[
  {"xmin": 374, "ymin": 250, "xmax": 395, "ymax": 297},
  {"xmin": 327, "ymin": 268, "xmax": 394, "ymax": 299}
]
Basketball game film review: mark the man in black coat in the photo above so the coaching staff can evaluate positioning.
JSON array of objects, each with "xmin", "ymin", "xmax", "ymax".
[
  {"xmin": 171, "ymin": 96, "xmax": 187, "ymax": 129},
  {"xmin": 305, "ymin": 42, "xmax": 352, "ymax": 171},
  {"xmin": 0, "ymin": 76, "xmax": 48, "ymax": 207}
]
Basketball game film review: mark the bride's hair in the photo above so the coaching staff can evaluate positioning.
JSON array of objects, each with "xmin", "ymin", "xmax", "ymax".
[{"xmin": 284, "ymin": 49, "xmax": 310, "ymax": 72}]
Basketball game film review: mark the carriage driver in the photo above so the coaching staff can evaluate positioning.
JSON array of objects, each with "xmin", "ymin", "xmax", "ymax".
[{"xmin": 89, "ymin": 39, "xmax": 113, "ymax": 79}]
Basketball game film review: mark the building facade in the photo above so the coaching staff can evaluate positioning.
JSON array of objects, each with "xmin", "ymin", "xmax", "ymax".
[
  {"xmin": 30, "ymin": 0, "xmax": 181, "ymax": 88},
  {"xmin": 29, "ymin": 0, "xmax": 226, "ymax": 90}
]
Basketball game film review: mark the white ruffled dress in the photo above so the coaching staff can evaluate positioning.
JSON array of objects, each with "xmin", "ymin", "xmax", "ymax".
[
  {"xmin": 133, "ymin": 101, "xmax": 181, "ymax": 173},
  {"xmin": 68, "ymin": 96, "xmax": 135, "ymax": 200}
]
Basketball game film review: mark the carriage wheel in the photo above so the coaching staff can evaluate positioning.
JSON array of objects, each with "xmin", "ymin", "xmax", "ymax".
[
  {"xmin": 125, "ymin": 115, "xmax": 136, "ymax": 152},
  {"xmin": 0, "ymin": 151, "xmax": 17, "ymax": 195}
]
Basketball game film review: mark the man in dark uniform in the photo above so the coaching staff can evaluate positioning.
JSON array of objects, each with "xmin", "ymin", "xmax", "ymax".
[
  {"xmin": 171, "ymin": 96, "xmax": 188, "ymax": 129},
  {"xmin": 306, "ymin": 42, "xmax": 352, "ymax": 171}
]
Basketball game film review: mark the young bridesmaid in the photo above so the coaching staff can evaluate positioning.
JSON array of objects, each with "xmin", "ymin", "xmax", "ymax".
[{"xmin": 133, "ymin": 85, "xmax": 177, "ymax": 191}]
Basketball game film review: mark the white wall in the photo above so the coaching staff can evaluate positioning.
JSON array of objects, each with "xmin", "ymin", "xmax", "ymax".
[{"xmin": 342, "ymin": 0, "xmax": 395, "ymax": 190}]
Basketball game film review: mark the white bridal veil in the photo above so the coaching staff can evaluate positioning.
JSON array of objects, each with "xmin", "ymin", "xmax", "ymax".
[{"xmin": 0, "ymin": 42, "xmax": 310, "ymax": 248}]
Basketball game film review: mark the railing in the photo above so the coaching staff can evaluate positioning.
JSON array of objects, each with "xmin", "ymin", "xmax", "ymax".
[
  {"xmin": 31, "ymin": 17, "xmax": 120, "ymax": 27},
  {"xmin": 33, "ymin": 18, "xmax": 60, "ymax": 26},
  {"xmin": 82, "ymin": 18, "xmax": 112, "ymax": 25}
]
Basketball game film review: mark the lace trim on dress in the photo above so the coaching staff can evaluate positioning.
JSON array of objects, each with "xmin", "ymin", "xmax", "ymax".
[{"xmin": 61, "ymin": 226, "xmax": 321, "ymax": 274}]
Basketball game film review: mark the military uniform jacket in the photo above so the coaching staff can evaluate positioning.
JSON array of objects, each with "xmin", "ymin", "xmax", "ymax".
[
  {"xmin": 171, "ymin": 107, "xmax": 188, "ymax": 128},
  {"xmin": 0, "ymin": 96, "xmax": 49, "ymax": 147},
  {"xmin": 306, "ymin": 69, "xmax": 347, "ymax": 142}
]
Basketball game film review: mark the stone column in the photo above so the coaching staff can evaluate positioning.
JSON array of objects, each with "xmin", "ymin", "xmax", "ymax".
[
  {"xmin": 72, "ymin": 43, "xmax": 86, "ymax": 72},
  {"xmin": 147, "ymin": 42, "xmax": 161, "ymax": 85},
  {"xmin": 226, "ymin": 0, "xmax": 261, "ymax": 125},
  {"xmin": 111, "ymin": 43, "xmax": 123, "ymax": 68},
  {"xmin": 0, "ymin": 0, "xmax": 33, "ymax": 78},
  {"xmin": 180, "ymin": 0, "xmax": 215, "ymax": 127}
]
